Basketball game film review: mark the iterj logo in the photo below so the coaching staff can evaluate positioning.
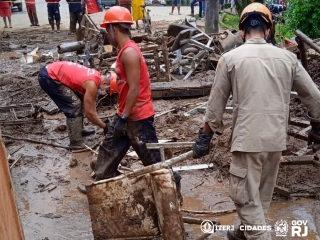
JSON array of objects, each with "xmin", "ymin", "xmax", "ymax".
[
  {"xmin": 200, "ymin": 220, "xmax": 214, "ymax": 234},
  {"xmin": 275, "ymin": 220, "xmax": 289, "ymax": 237}
]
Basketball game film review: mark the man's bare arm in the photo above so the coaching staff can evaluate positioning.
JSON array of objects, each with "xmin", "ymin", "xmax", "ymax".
[
  {"xmin": 120, "ymin": 47, "xmax": 141, "ymax": 117},
  {"xmin": 82, "ymin": 80, "xmax": 106, "ymax": 129}
]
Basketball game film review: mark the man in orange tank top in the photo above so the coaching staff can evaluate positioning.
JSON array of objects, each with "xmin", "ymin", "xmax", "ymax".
[
  {"xmin": 95, "ymin": 6, "xmax": 183, "ymax": 204},
  {"xmin": 38, "ymin": 61, "xmax": 110, "ymax": 148}
]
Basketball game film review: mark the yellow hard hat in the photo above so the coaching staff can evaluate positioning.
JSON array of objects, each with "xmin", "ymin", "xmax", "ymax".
[{"xmin": 239, "ymin": 3, "xmax": 273, "ymax": 30}]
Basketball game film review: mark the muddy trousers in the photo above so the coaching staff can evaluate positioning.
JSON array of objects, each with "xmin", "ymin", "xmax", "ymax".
[
  {"xmin": 26, "ymin": 6, "xmax": 39, "ymax": 25},
  {"xmin": 38, "ymin": 67, "xmax": 83, "ymax": 118},
  {"xmin": 229, "ymin": 151, "xmax": 281, "ymax": 240},
  {"xmin": 95, "ymin": 114, "xmax": 182, "ymax": 184},
  {"xmin": 47, "ymin": 3, "xmax": 60, "ymax": 25},
  {"xmin": 69, "ymin": 11, "xmax": 83, "ymax": 33}
]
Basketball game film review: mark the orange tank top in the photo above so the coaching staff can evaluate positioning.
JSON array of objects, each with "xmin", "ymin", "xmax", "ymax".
[
  {"xmin": 47, "ymin": 61, "xmax": 101, "ymax": 94},
  {"xmin": 116, "ymin": 40, "xmax": 154, "ymax": 121}
]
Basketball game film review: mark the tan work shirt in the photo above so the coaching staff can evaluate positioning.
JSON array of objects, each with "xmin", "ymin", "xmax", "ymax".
[{"xmin": 205, "ymin": 38, "xmax": 320, "ymax": 152}]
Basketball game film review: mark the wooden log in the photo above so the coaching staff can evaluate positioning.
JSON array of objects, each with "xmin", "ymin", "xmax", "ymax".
[
  {"xmin": 280, "ymin": 155, "xmax": 315, "ymax": 165},
  {"xmin": 180, "ymin": 208, "xmax": 236, "ymax": 216},
  {"xmin": 295, "ymin": 30, "xmax": 320, "ymax": 54}
]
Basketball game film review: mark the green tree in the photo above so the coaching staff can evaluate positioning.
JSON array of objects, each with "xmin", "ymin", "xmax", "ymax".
[
  {"xmin": 234, "ymin": 0, "xmax": 264, "ymax": 16},
  {"xmin": 285, "ymin": 0, "xmax": 320, "ymax": 39}
]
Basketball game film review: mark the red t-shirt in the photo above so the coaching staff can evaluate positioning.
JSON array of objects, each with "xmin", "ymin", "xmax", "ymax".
[
  {"xmin": 115, "ymin": 40, "xmax": 154, "ymax": 121},
  {"xmin": 47, "ymin": 61, "xmax": 101, "ymax": 94},
  {"xmin": 85, "ymin": 0, "xmax": 100, "ymax": 14}
]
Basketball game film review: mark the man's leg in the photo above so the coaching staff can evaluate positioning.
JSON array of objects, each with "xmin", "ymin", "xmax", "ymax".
[
  {"xmin": 47, "ymin": 4, "xmax": 54, "ymax": 32},
  {"xmin": 32, "ymin": 6, "xmax": 39, "ymax": 25},
  {"xmin": 228, "ymin": 151, "xmax": 280, "ymax": 239},
  {"xmin": 76, "ymin": 11, "xmax": 83, "ymax": 31},
  {"xmin": 189, "ymin": 0, "xmax": 198, "ymax": 16},
  {"xmin": 94, "ymin": 115, "xmax": 131, "ymax": 180},
  {"xmin": 127, "ymin": 116, "xmax": 183, "ymax": 204},
  {"xmin": 53, "ymin": 3, "xmax": 61, "ymax": 33},
  {"xmin": 260, "ymin": 152, "xmax": 281, "ymax": 213},
  {"xmin": 27, "ymin": 6, "xmax": 34, "ymax": 25},
  {"xmin": 69, "ymin": 11, "xmax": 76, "ymax": 34},
  {"xmin": 198, "ymin": 0, "xmax": 203, "ymax": 18}
]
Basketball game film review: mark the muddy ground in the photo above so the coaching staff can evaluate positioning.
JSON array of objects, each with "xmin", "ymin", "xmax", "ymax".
[{"xmin": 1, "ymin": 25, "xmax": 320, "ymax": 240}]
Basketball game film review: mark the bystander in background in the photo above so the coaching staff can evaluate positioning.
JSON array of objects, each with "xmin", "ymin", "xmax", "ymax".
[
  {"xmin": 0, "ymin": 0, "xmax": 12, "ymax": 28},
  {"xmin": 26, "ymin": 0, "xmax": 39, "ymax": 26}
]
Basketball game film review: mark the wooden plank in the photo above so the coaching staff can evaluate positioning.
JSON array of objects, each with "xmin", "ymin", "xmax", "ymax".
[
  {"xmin": 289, "ymin": 118, "xmax": 310, "ymax": 128},
  {"xmin": 274, "ymin": 186, "xmax": 290, "ymax": 197},
  {"xmin": 151, "ymin": 169, "xmax": 186, "ymax": 240},
  {"xmin": 280, "ymin": 155, "xmax": 315, "ymax": 165},
  {"xmin": 294, "ymin": 144, "xmax": 320, "ymax": 156},
  {"xmin": 0, "ymin": 130, "xmax": 25, "ymax": 240}
]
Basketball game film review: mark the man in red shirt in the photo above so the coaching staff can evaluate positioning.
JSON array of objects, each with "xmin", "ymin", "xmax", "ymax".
[
  {"xmin": 38, "ymin": 61, "xmax": 110, "ymax": 148},
  {"xmin": 96, "ymin": 6, "xmax": 183, "ymax": 204}
]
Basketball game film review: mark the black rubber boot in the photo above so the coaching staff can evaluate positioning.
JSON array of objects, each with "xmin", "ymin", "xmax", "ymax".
[
  {"xmin": 56, "ymin": 24, "xmax": 60, "ymax": 33},
  {"xmin": 51, "ymin": 24, "xmax": 55, "ymax": 33},
  {"xmin": 66, "ymin": 117, "xmax": 84, "ymax": 148}
]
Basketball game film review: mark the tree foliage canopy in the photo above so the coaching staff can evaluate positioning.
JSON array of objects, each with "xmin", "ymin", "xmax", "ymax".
[{"xmin": 285, "ymin": 0, "xmax": 320, "ymax": 39}]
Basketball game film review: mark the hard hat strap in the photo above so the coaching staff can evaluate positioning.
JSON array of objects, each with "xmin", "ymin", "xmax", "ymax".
[{"xmin": 110, "ymin": 24, "xmax": 115, "ymax": 42}]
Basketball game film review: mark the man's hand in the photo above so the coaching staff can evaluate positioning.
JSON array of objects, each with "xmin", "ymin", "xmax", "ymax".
[
  {"xmin": 113, "ymin": 115, "xmax": 128, "ymax": 138},
  {"xmin": 308, "ymin": 121, "xmax": 320, "ymax": 146},
  {"xmin": 193, "ymin": 128, "xmax": 214, "ymax": 158}
]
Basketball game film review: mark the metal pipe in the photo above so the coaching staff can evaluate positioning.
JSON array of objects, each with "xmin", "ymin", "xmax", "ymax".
[
  {"xmin": 295, "ymin": 29, "xmax": 320, "ymax": 54},
  {"xmin": 127, "ymin": 151, "xmax": 193, "ymax": 178},
  {"xmin": 146, "ymin": 142, "xmax": 194, "ymax": 149},
  {"xmin": 57, "ymin": 41, "xmax": 85, "ymax": 54}
]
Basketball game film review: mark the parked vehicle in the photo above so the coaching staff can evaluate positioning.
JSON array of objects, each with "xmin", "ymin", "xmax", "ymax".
[
  {"xmin": 101, "ymin": 0, "xmax": 118, "ymax": 9},
  {"xmin": 11, "ymin": 0, "xmax": 23, "ymax": 11}
]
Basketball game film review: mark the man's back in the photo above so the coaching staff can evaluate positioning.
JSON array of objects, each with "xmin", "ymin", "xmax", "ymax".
[{"xmin": 213, "ymin": 38, "xmax": 314, "ymax": 152}]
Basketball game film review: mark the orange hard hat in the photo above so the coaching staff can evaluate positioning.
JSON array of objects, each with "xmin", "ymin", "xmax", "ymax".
[
  {"xmin": 239, "ymin": 3, "xmax": 273, "ymax": 30},
  {"xmin": 109, "ymin": 71, "xmax": 118, "ymax": 95},
  {"xmin": 100, "ymin": 6, "xmax": 134, "ymax": 28}
]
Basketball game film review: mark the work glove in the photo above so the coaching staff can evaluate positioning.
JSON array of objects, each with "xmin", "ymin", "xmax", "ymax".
[
  {"xmin": 308, "ymin": 121, "xmax": 320, "ymax": 146},
  {"xmin": 113, "ymin": 116, "xmax": 128, "ymax": 138},
  {"xmin": 193, "ymin": 128, "xmax": 214, "ymax": 159}
]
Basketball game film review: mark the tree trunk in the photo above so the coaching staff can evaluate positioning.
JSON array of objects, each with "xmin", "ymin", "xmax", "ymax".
[{"xmin": 205, "ymin": 0, "xmax": 219, "ymax": 34}]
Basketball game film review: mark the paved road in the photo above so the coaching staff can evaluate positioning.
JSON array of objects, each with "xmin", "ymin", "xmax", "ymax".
[{"xmin": 1, "ymin": 3, "xmax": 197, "ymax": 30}]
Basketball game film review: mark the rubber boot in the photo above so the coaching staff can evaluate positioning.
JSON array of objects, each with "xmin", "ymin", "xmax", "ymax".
[
  {"xmin": 51, "ymin": 24, "xmax": 55, "ymax": 33},
  {"xmin": 82, "ymin": 117, "xmax": 95, "ymax": 136},
  {"xmin": 66, "ymin": 117, "xmax": 84, "ymax": 148},
  {"xmin": 56, "ymin": 24, "xmax": 60, "ymax": 33},
  {"xmin": 227, "ymin": 225, "xmax": 246, "ymax": 240}
]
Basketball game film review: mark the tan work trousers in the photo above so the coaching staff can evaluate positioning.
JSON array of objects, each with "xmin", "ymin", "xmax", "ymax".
[{"xmin": 229, "ymin": 151, "xmax": 281, "ymax": 240}]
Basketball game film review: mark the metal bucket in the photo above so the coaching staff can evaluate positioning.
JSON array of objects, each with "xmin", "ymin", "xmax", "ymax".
[{"xmin": 86, "ymin": 169, "xmax": 185, "ymax": 240}]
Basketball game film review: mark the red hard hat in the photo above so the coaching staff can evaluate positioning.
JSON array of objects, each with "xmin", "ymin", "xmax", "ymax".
[{"xmin": 100, "ymin": 6, "xmax": 134, "ymax": 28}]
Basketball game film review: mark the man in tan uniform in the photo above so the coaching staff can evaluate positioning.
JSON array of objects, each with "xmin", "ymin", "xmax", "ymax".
[{"xmin": 193, "ymin": 3, "xmax": 320, "ymax": 240}]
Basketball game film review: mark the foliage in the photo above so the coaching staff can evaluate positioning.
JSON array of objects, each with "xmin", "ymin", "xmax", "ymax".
[
  {"xmin": 285, "ymin": 0, "xmax": 320, "ymax": 39},
  {"xmin": 234, "ymin": 0, "xmax": 265, "ymax": 16},
  {"xmin": 222, "ymin": 13, "xmax": 240, "ymax": 30},
  {"xmin": 275, "ymin": 20, "xmax": 294, "ymax": 43}
]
